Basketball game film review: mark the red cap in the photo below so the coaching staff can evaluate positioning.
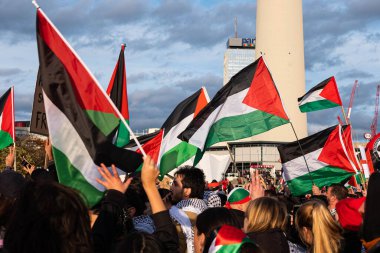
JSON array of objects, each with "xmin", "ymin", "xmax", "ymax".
[{"xmin": 336, "ymin": 197, "xmax": 366, "ymax": 231}]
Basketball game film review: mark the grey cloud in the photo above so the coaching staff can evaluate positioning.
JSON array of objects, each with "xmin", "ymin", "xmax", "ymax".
[
  {"xmin": 303, "ymin": 0, "xmax": 380, "ymax": 70},
  {"xmin": 336, "ymin": 69, "xmax": 374, "ymax": 80},
  {"xmin": 0, "ymin": 68, "xmax": 23, "ymax": 76},
  {"xmin": 128, "ymin": 73, "xmax": 223, "ymax": 130}
]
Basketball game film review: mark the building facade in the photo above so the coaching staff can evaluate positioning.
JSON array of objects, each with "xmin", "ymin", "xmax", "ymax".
[{"xmin": 223, "ymin": 37, "xmax": 256, "ymax": 85}]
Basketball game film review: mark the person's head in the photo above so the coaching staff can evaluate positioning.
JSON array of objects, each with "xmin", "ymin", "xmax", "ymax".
[
  {"xmin": 225, "ymin": 188, "xmax": 251, "ymax": 212},
  {"xmin": 0, "ymin": 169, "xmax": 26, "ymax": 226},
  {"xmin": 326, "ymin": 184, "xmax": 348, "ymax": 206},
  {"xmin": 124, "ymin": 188, "xmax": 146, "ymax": 217},
  {"xmin": 171, "ymin": 166, "xmax": 205, "ymax": 203},
  {"xmin": 244, "ymin": 197, "xmax": 287, "ymax": 233},
  {"xmin": 4, "ymin": 181, "xmax": 92, "ymax": 253},
  {"xmin": 295, "ymin": 201, "xmax": 343, "ymax": 253},
  {"xmin": 195, "ymin": 207, "xmax": 240, "ymax": 253}
]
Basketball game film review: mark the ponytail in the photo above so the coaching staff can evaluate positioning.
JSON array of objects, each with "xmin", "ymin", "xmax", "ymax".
[{"xmin": 296, "ymin": 201, "xmax": 342, "ymax": 253}]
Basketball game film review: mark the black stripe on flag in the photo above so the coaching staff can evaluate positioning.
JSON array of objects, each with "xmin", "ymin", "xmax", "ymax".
[
  {"xmin": 277, "ymin": 125, "xmax": 337, "ymax": 163},
  {"xmin": 297, "ymin": 77, "xmax": 333, "ymax": 102},
  {"xmin": 109, "ymin": 48, "xmax": 125, "ymax": 111},
  {"xmin": 37, "ymin": 24, "xmax": 142, "ymax": 172},
  {"xmin": 161, "ymin": 88, "xmax": 202, "ymax": 136},
  {"xmin": 0, "ymin": 88, "xmax": 11, "ymax": 116},
  {"xmin": 178, "ymin": 57, "xmax": 259, "ymax": 142}
]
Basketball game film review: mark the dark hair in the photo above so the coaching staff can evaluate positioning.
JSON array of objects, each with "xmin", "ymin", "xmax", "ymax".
[
  {"xmin": 196, "ymin": 207, "xmax": 239, "ymax": 236},
  {"xmin": 329, "ymin": 184, "xmax": 348, "ymax": 200},
  {"xmin": 116, "ymin": 231, "xmax": 165, "ymax": 253},
  {"xmin": 218, "ymin": 193, "xmax": 227, "ymax": 207},
  {"xmin": 125, "ymin": 188, "xmax": 146, "ymax": 217},
  {"xmin": 362, "ymin": 171, "xmax": 380, "ymax": 242},
  {"xmin": 175, "ymin": 166, "xmax": 205, "ymax": 199},
  {"xmin": 4, "ymin": 181, "xmax": 92, "ymax": 253},
  {"xmin": 196, "ymin": 208, "xmax": 241, "ymax": 253}
]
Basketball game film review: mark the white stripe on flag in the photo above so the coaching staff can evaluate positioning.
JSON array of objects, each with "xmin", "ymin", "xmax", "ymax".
[
  {"xmin": 282, "ymin": 148, "xmax": 327, "ymax": 181},
  {"xmin": 299, "ymin": 89, "xmax": 324, "ymax": 105},
  {"xmin": 43, "ymin": 91, "xmax": 124, "ymax": 191},
  {"xmin": 188, "ymin": 88, "xmax": 255, "ymax": 150}
]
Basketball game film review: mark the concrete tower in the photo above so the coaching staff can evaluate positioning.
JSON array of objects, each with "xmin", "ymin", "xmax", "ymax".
[{"xmin": 253, "ymin": 0, "xmax": 307, "ymax": 141}]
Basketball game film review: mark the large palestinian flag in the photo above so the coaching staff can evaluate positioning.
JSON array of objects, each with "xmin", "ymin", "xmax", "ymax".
[
  {"xmin": 298, "ymin": 76, "xmax": 342, "ymax": 113},
  {"xmin": 278, "ymin": 125, "xmax": 356, "ymax": 196},
  {"xmin": 36, "ymin": 8, "xmax": 142, "ymax": 207},
  {"xmin": 179, "ymin": 57, "xmax": 289, "ymax": 152},
  {"xmin": 158, "ymin": 87, "xmax": 209, "ymax": 175},
  {"xmin": 0, "ymin": 87, "xmax": 14, "ymax": 150},
  {"xmin": 107, "ymin": 44, "xmax": 130, "ymax": 147}
]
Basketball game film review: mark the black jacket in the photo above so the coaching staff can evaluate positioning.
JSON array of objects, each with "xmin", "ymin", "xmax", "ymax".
[{"xmin": 247, "ymin": 228, "xmax": 290, "ymax": 253}]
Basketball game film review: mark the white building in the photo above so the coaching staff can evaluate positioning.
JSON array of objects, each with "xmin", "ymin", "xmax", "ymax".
[{"xmin": 223, "ymin": 38, "xmax": 255, "ymax": 85}]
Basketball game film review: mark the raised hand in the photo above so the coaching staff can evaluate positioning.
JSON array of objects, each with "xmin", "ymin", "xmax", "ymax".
[
  {"xmin": 96, "ymin": 163, "xmax": 132, "ymax": 194},
  {"xmin": 5, "ymin": 146, "xmax": 14, "ymax": 167},
  {"xmin": 22, "ymin": 164, "xmax": 35, "ymax": 175},
  {"xmin": 248, "ymin": 170, "xmax": 265, "ymax": 200},
  {"xmin": 45, "ymin": 138, "xmax": 53, "ymax": 161},
  {"xmin": 141, "ymin": 155, "xmax": 159, "ymax": 188},
  {"xmin": 312, "ymin": 184, "xmax": 321, "ymax": 195}
]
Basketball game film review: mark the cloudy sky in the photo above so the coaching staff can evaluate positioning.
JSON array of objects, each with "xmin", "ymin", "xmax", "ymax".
[{"xmin": 0, "ymin": 0, "xmax": 379, "ymax": 141}]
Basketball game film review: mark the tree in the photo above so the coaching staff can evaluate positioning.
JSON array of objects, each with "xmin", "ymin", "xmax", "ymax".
[{"xmin": 0, "ymin": 135, "xmax": 46, "ymax": 174}]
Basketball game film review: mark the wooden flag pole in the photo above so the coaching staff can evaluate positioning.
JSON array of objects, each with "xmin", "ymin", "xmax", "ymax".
[{"xmin": 289, "ymin": 121, "xmax": 315, "ymax": 185}]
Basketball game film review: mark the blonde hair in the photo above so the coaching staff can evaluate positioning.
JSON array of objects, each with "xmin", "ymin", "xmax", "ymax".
[
  {"xmin": 245, "ymin": 197, "xmax": 287, "ymax": 233},
  {"xmin": 295, "ymin": 201, "xmax": 342, "ymax": 253}
]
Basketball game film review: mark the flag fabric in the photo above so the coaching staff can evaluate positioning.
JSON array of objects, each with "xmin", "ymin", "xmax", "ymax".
[
  {"xmin": 136, "ymin": 129, "xmax": 164, "ymax": 165},
  {"xmin": 207, "ymin": 225, "xmax": 255, "ymax": 253},
  {"xmin": 0, "ymin": 87, "xmax": 14, "ymax": 150},
  {"xmin": 342, "ymin": 124, "xmax": 364, "ymax": 186},
  {"xmin": 278, "ymin": 125, "xmax": 356, "ymax": 196},
  {"xmin": 179, "ymin": 57, "xmax": 289, "ymax": 152},
  {"xmin": 298, "ymin": 76, "xmax": 342, "ymax": 113},
  {"xmin": 158, "ymin": 87, "xmax": 209, "ymax": 176},
  {"xmin": 36, "ymin": 8, "xmax": 142, "ymax": 207},
  {"xmin": 107, "ymin": 44, "xmax": 130, "ymax": 147}
]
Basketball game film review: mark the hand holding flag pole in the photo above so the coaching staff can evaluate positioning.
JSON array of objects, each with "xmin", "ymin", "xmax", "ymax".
[{"xmin": 31, "ymin": 1, "xmax": 146, "ymax": 158}]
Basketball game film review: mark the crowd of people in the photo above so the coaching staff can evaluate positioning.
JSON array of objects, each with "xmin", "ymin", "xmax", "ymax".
[{"xmin": 0, "ymin": 143, "xmax": 380, "ymax": 253}]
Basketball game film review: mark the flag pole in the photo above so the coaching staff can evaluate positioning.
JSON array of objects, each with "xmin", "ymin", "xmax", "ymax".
[
  {"xmin": 341, "ymin": 106, "xmax": 348, "ymax": 124},
  {"xmin": 32, "ymin": 2, "xmax": 146, "ymax": 157},
  {"xmin": 11, "ymin": 86, "xmax": 16, "ymax": 171},
  {"xmin": 289, "ymin": 121, "xmax": 314, "ymax": 185}
]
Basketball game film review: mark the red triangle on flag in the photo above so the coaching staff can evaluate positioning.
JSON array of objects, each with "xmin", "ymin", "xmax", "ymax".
[
  {"xmin": 318, "ymin": 125, "xmax": 356, "ymax": 173},
  {"xmin": 137, "ymin": 129, "xmax": 164, "ymax": 164},
  {"xmin": 194, "ymin": 87, "xmax": 209, "ymax": 118},
  {"xmin": 319, "ymin": 77, "xmax": 342, "ymax": 106},
  {"xmin": 242, "ymin": 57, "xmax": 289, "ymax": 120},
  {"xmin": 215, "ymin": 225, "xmax": 247, "ymax": 246}
]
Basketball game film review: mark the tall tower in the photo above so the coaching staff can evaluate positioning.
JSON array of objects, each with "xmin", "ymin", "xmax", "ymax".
[{"xmin": 253, "ymin": 0, "xmax": 307, "ymax": 141}]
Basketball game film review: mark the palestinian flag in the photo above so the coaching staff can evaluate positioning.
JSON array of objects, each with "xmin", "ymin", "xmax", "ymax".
[
  {"xmin": 278, "ymin": 125, "xmax": 356, "ymax": 196},
  {"xmin": 208, "ymin": 225, "xmax": 255, "ymax": 253},
  {"xmin": 179, "ymin": 57, "xmax": 289, "ymax": 152},
  {"xmin": 107, "ymin": 44, "xmax": 130, "ymax": 147},
  {"xmin": 342, "ymin": 125, "xmax": 364, "ymax": 186},
  {"xmin": 159, "ymin": 87, "xmax": 209, "ymax": 176},
  {"xmin": 298, "ymin": 76, "xmax": 342, "ymax": 113},
  {"xmin": 36, "ymin": 8, "xmax": 142, "ymax": 207},
  {"xmin": 0, "ymin": 87, "xmax": 14, "ymax": 150}
]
